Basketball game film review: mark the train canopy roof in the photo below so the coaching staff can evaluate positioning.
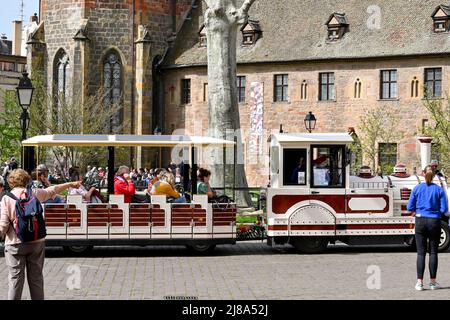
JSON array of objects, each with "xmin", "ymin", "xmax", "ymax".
[
  {"xmin": 22, "ymin": 134, "xmax": 236, "ymax": 147},
  {"xmin": 272, "ymin": 133, "xmax": 354, "ymax": 144}
]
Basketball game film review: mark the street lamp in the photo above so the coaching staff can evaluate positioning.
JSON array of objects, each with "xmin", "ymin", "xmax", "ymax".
[
  {"xmin": 16, "ymin": 72, "xmax": 35, "ymax": 173},
  {"xmin": 304, "ymin": 111, "xmax": 317, "ymax": 133}
]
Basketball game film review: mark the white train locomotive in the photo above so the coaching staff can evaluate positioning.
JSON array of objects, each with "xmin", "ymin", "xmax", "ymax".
[{"xmin": 266, "ymin": 133, "xmax": 450, "ymax": 253}]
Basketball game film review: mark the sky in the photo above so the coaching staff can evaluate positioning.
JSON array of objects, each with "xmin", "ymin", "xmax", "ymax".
[{"xmin": 0, "ymin": 0, "xmax": 40, "ymax": 40}]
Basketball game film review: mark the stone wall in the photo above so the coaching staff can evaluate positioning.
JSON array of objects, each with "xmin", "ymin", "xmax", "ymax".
[
  {"xmin": 163, "ymin": 56, "xmax": 450, "ymax": 187},
  {"xmin": 32, "ymin": 0, "xmax": 193, "ymax": 166}
]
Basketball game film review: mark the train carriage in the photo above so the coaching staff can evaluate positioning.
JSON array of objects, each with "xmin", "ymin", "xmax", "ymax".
[{"xmin": 21, "ymin": 134, "xmax": 237, "ymax": 254}]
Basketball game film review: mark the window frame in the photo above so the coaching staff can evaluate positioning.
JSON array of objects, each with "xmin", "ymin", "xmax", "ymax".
[
  {"xmin": 273, "ymin": 74, "xmax": 289, "ymax": 102},
  {"xmin": 310, "ymin": 144, "xmax": 346, "ymax": 189},
  {"xmin": 237, "ymin": 76, "xmax": 246, "ymax": 103},
  {"xmin": 319, "ymin": 72, "xmax": 335, "ymax": 101},
  {"xmin": 378, "ymin": 143, "xmax": 398, "ymax": 174},
  {"xmin": 380, "ymin": 70, "xmax": 398, "ymax": 100},
  {"xmin": 434, "ymin": 19, "xmax": 447, "ymax": 32},
  {"xmin": 282, "ymin": 148, "xmax": 308, "ymax": 187},
  {"xmin": 181, "ymin": 78, "xmax": 191, "ymax": 105},
  {"xmin": 424, "ymin": 68, "xmax": 442, "ymax": 98},
  {"xmin": 103, "ymin": 51, "xmax": 123, "ymax": 132}
]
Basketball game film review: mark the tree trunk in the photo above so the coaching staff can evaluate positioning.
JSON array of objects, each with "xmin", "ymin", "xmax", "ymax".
[{"xmin": 204, "ymin": 0, "xmax": 255, "ymax": 207}]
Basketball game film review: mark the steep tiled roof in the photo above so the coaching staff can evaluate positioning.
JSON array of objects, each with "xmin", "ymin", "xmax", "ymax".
[
  {"xmin": 326, "ymin": 13, "xmax": 348, "ymax": 25},
  {"xmin": 163, "ymin": 0, "xmax": 450, "ymax": 68},
  {"xmin": 432, "ymin": 4, "xmax": 450, "ymax": 17}
]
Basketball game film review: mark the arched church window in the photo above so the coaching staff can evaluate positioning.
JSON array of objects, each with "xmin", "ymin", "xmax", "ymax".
[
  {"xmin": 54, "ymin": 50, "xmax": 70, "ymax": 98},
  {"xmin": 104, "ymin": 51, "xmax": 123, "ymax": 132},
  {"xmin": 53, "ymin": 50, "xmax": 70, "ymax": 127}
]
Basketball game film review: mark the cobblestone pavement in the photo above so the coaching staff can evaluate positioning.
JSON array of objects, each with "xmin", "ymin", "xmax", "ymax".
[{"xmin": 1, "ymin": 242, "xmax": 450, "ymax": 300}]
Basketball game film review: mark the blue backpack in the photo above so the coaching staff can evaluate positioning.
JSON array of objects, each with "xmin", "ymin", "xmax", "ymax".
[{"xmin": 6, "ymin": 187, "xmax": 47, "ymax": 242}]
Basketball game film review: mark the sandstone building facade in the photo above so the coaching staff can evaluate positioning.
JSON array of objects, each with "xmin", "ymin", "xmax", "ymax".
[{"xmin": 29, "ymin": 0, "xmax": 450, "ymax": 187}]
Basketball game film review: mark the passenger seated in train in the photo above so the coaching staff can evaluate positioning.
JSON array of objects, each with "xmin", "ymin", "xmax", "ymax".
[
  {"xmin": 114, "ymin": 165, "xmax": 136, "ymax": 203},
  {"xmin": 152, "ymin": 171, "xmax": 186, "ymax": 203},
  {"xmin": 32, "ymin": 164, "xmax": 65, "ymax": 204},
  {"xmin": 290, "ymin": 157, "xmax": 306, "ymax": 185},
  {"xmin": 148, "ymin": 168, "xmax": 166, "ymax": 194},
  {"xmin": 68, "ymin": 167, "xmax": 103, "ymax": 203},
  {"xmin": 197, "ymin": 168, "xmax": 216, "ymax": 200}
]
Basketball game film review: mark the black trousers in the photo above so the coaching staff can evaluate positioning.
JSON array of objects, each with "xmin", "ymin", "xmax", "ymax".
[{"xmin": 415, "ymin": 216, "xmax": 441, "ymax": 280}]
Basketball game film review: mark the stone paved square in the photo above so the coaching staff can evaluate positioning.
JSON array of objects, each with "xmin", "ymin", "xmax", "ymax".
[{"xmin": 1, "ymin": 242, "xmax": 450, "ymax": 300}]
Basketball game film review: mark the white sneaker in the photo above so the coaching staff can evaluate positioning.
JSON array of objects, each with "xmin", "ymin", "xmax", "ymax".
[
  {"xmin": 415, "ymin": 282, "xmax": 424, "ymax": 291},
  {"xmin": 430, "ymin": 282, "xmax": 440, "ymax": 290}
]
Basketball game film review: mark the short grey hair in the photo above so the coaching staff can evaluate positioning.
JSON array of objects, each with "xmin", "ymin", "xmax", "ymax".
[
  {"xmin": 0, "ymin": 176, "xmax": 4, "ymax": 187},
  {"xmin": 116, "ymin": 166, "xmax": 130, "ymax": 176}
]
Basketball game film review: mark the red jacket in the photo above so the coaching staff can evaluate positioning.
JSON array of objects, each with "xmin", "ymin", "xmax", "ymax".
[{"xmin": 114, "ymin": 177, "xmax": 135, "ymax": 203}]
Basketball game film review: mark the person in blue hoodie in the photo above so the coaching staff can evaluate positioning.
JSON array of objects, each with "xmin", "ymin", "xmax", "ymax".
[{"xmin": 408, "ymin": 166, "xmax": 448, "ymax": 291}]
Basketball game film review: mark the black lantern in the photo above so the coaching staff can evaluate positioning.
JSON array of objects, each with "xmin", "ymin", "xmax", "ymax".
[
  {"xmin": 16, "ymin": 72, "xmax": 34, "ymax": 110},
  {"xmin": 16, "ymin": 72, "xmax": 35, "ymax": 174},
  {"xmin": 19, "ymin": 110, "xmax": 30, "ymax": 135},
  {"xmin": 304, "ymin": 111, "xmax": 317, "ymax": 133}
]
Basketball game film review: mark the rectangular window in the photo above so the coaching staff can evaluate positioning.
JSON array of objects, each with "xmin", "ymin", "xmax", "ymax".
[
  {"xmin": 378, "ymin": 143, "xmax": 397, "ymax": 174},
  {"xmin": 203, "ymin": 83, "xmax": 208, "ymax": 102},
  {"xmin": 274, "ymin": 74, "xmax": 289, "ymax": 102},
  {"xmin": 435, "ymin": 20, "xmax": 447, "ymax": 32},
  {"xmin": 319, "ymin": 72, "xmax": 335, "ymax": 101},
  {"xmin": 283, "ymin": 149, "xmax": 307, "ymax": 186},
  {"xmin": 181, "ymin": 79, "xmax": 191, "ymax": 105},
  {"xmin": 311, "ymin": 145, "xmax": 345, "ymax": 188},
  {"xmin": 380, "ymin": 70, "xmax": 398, "ymax": 99},
  {"xmin": 425, "ymin": 68, "xmax": 442, "ymax": 98},
  {"xmin": 237, "ymin": 76, "xmax": 246, "ymax": 103}
]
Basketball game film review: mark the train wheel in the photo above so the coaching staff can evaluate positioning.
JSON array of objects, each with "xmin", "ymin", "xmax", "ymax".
[
  {"xmin": 291, "ymin": 237, "xmax": 328, "ymax": 254},
  {"xmin": 186, "ymin": 244, "xmax": 216, "ymax": 254},
  {"xmin": 63, "ymin": 245, "xmax": 93, "ymax": 255},
  {"xmin": 439, "ymin": 221, "xmax": 450, "ymax": 252}
]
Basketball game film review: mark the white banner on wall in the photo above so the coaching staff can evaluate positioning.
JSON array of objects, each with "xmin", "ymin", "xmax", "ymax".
[{"xmin": 249, "ymin": 82, "xmax": 264, "ymax": 164}]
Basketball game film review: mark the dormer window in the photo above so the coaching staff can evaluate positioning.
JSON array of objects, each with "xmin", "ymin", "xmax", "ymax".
[
  {"xmin": 326, "ymin": 13, "xmax": 348, "ymax": 41},
  {"xmin": 199, "ymin": 24, "xmax": 207, "ymax": 47},
  {"xmin": 241, "ymin": 19, "xmax": 262, "ymax": 45},
  {"xmin": 432, "ymin": 5, "xmax": 450, "ymax": 33}
]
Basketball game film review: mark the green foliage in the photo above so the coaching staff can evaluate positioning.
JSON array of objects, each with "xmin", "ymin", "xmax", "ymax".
[
  {"xmin": 0, "ymin": 90, "xmax": 22, "ymax": 162},
  {"xmin": 357, "ymin": 105, "xmax": 404, "ymax": 173},
  {"xmin": 423, "ymin": 97, "xmax": 450, "ymax": 174}
]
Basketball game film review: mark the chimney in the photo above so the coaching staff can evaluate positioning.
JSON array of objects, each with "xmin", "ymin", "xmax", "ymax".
[
  {"xmin": 417, "ymin": 135, "xmax": 433, "ymax": 172},
  {"xmin": 30, "ymin": 13, "xmax": 39, "ymax": 23},
  {"xmin": 12, "ymin": 20, "xmax": 22, "ymax": 56}
]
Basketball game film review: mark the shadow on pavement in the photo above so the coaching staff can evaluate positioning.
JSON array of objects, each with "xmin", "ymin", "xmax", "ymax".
[{"xmin": 0, "ymin": 242, "xmax": 431, "ymax": 258}]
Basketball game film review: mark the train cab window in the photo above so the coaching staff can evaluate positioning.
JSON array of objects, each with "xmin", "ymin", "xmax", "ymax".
[
  {"xmin": 283, "ymin": 149, "xmax": 307, "ymax": 186},
  {"xmin": 311, "ymin": 146, "xmax": 345, "ymax": 188}
]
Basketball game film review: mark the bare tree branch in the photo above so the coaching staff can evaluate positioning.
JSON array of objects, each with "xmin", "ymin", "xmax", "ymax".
[{"xmin": 239, "ymin": 0, "xmax": 256, "ymax": 14}]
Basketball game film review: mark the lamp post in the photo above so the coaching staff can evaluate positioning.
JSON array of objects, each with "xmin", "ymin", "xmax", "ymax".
[
  {"xmin": 16, "ymin": 72, "xmax": 35, "ymax": 173},
  {"xmin": 154, "ymin": 126, "xmax": 162, "ymax": 168},
  {"xmin": 304, "ymin": 111, "xmax": 317, "ymax": 133}
]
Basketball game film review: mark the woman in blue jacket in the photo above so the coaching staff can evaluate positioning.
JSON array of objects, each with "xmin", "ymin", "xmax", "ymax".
[{"xmin": 407, "ymin": 166, "xmax": 448, "ymax": 291}]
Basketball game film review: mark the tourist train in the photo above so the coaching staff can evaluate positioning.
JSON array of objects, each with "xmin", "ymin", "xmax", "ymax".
[
  {"xmin": 21, "ymin": 133, "xmax": 450, "ymax": 254},
  {"xmin": 266, "ymin": 133, "xmax": 450, "ymax": 253}
]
